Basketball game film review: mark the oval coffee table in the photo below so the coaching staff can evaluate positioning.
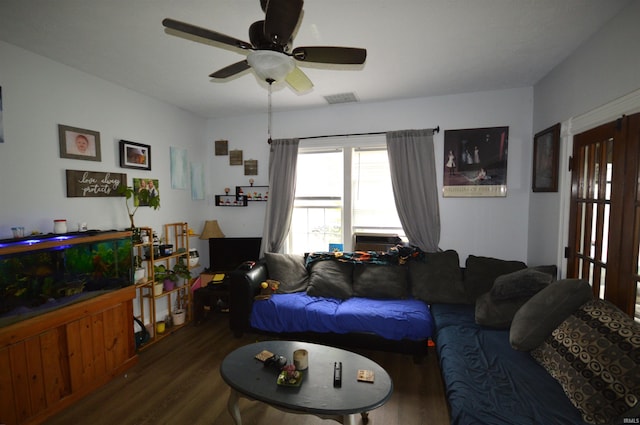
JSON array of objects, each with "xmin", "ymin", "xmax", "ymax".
[{"xmin": 220, "ymin": 340, "xmax": 393, "ymax": 425}]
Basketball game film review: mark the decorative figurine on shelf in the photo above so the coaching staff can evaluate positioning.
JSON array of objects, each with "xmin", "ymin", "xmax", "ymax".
[
  {"xmin": 249, "ymin": 178, "xmax": 254, "ymax": 187},
  {"xmin": 255, "ymin": 279, "xmax": 279, "ymax": 300},
  {"xmin": 224, "ymin": 187, "xmax": 230, "ymax": 194}
]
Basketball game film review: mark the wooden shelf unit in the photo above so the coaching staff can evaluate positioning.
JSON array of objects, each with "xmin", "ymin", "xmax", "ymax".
[{"xmin": 133, "ymin": 222, "xmax": 194, "ymax": 349}]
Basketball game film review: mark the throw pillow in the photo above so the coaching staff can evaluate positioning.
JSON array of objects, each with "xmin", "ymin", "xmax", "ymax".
[
  {"xmin": 531, "ymin": 299, "xmax": 640, "ymax": 424},
  {"xmin": 264, "ymin": 252, "xmax": 309, "ymax": 293},
  {"xmin": 352, "ymin": 264, "xmax": 408, "ymax": 299},
  {"xmin": 474, "ymin": 292, "xmax": 530, "ymax": 328},
  {"xmin": 490, "ymin": 268, "xmax": 553, "ymax": 300},
  {"xmin": 509, "ymin": 279, "xmax": 593, "ymax": 351},
  {"xmin": 409, "ymin": 249, "xmax": 467, "ymax": 304},
  {"xmin": 529, "ymin": 264, "xmax": 558, "ymax": 279},
  {"xmin": 463, "ymin": 255, "xmax": 527, "ymax": 301},
  {"xmin": 306, "ymin": 260, "xmax": 354, "ymax": 299}
]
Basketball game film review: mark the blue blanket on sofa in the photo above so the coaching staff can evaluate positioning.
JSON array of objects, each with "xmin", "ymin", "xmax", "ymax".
[
  {"xmin": 250, "ymin": 292, "xmax": 433, "ymax": 341},
  {"xmin": 431, "ymin": 303, "xmax": 588, "ymax": 425}
]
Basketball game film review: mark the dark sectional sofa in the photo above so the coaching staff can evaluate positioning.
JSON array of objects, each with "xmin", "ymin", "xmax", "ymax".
[{"xmin": 230, "ymin": 249, "xmax": 640, "ymax": 425}]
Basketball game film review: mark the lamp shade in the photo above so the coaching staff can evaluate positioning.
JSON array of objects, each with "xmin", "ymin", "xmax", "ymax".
[{"xmin": 199, "ymin": 220, "xmax": 225, "ymax": 239}]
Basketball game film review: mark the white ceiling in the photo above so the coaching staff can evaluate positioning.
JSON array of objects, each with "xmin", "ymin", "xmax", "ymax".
[{"xmin": 0, "ymin": 0, "xmax": 631, "ymax": 119}]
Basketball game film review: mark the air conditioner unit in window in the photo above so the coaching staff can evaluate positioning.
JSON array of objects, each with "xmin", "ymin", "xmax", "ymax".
[{"xmin": 352, "ymin": 233, "xmax": 402, "ymax": 252}]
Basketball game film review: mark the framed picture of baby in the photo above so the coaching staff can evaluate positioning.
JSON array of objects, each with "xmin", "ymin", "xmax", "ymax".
[{"xmin": 58, "ymin": 124, "xmax": 101, "ymax": 161}]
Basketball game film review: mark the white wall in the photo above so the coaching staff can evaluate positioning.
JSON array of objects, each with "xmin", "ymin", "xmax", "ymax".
[
  {"xmin": 0, "ymin": 41, "xmax": 211, "ymax": 258},
  {"xmin": 207, "ymin": 87, "xmax": 534, "ymax": 264},
  {"xmin": 529, "ymin": 1, "xmax": 640, "ymax": 269}
]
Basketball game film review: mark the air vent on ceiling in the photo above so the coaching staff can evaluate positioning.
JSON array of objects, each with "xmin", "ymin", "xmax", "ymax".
[{"xmin": 324, "ymin": 92, "xmax": 359, "ymax": 105}]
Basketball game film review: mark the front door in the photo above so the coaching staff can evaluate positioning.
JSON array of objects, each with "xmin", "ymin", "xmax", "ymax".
[{"xmin": 566, "ymin": 112, "xmax": 640, "ymax": 320}]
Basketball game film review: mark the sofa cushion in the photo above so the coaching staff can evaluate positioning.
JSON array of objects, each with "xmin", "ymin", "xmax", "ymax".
[
  {"xmin": 306, "ymin": 260, "xmax": 353, "ymax": 299},
  {"xmin": 264, "ymin": 252, "xmax": 309, "ymax": 293},
  {"xmin": 474, "ymin": 292, "xmax": 531, "ymax": 329},
  {"xmin": 490, "ymin": 268, "xmax": 553, "ymax": 301},
  {"xmin": 464, "ymin": 255, "xmax": 527, "ymax": 301},
  {"xmin": 509, "ymin": 279, "xmax": 593, "ymax": 351},
  {"xmin": 531, "ymin": 299, "xmax": 640, "ymax": 424},
  {"xmin": 353, "ymin": 263, "xmax": 408, "ymax": 299},
  {"xmin": 409, "ymin": 249, "xmax": 466, "ymax": 304}
]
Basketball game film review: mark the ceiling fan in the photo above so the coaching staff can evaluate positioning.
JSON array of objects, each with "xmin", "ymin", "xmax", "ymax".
[{"xmin": 162, "ymin": 0, "xmax": 367, "ymax": 92}]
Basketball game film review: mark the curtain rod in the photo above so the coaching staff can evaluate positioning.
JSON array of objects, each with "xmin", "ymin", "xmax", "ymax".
[{"xmin": 268, "ymin": 126, "xmax": 440, "ymax": 144}]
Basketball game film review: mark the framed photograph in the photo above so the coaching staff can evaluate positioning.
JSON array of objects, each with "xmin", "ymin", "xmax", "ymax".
[
  {"xmin": 133, "ymin": 178, "xmax": 159, "ymax": 206},
  {"xmin": 58, "ymin": 124, "xmax": 101, "ymax": 161},
  {"xmin": 119, "ymin": 140, "xmax": 151, "ymax": 170},
  {"xmin": 443, "ymin": 126, "xmax": 509, "ymax": 197},
  {"xmin": 532, "ymin": 123, "xmax": 561, "ymax": 192}
]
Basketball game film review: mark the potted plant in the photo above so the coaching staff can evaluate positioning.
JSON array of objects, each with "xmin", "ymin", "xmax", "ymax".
[
  {"xmin": 153, "ymin": 264, "xmax": 176, "ymax": 294},
  {"xmin": 133, "ymin": 255, "xmax": 146, "ymax": 284},
  {"xmin": 173, "ymin": 259, "xmax": 192, "ymax": 288},
  {"xmin": 116, "ymin": 183, "xmax": 160, "ymax": 234},
  {"xmin": 153, "ymin": 264, "xmax": 173, "ymax": 297}
]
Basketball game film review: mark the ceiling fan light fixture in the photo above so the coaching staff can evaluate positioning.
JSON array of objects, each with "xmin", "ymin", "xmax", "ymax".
[{"xmin": 247, "ymin": 50, "xmax": 294, "ymax": 82}]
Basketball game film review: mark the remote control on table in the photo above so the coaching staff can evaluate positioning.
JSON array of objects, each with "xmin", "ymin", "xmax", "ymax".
[{"xmin": 333, "ymin": 362, "xmax": 342, "ymax": 387}]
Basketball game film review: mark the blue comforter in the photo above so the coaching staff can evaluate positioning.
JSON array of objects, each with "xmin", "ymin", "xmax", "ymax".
[
  {"xmin": 431, "ymin": 303, "xmax": 588, "ymax": 425},
  {"xmin": 250, "ymin": 292, "xmax": 433, "ymax": 341}
]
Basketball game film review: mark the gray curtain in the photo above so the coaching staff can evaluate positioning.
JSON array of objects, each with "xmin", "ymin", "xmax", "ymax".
[
  {"xmin": 386, "ymin": 129, "xmax": 440, "ymax": 252},
  {"xmin": 260, "ymin": 138, "xmax": 299, "ymax": 255}
]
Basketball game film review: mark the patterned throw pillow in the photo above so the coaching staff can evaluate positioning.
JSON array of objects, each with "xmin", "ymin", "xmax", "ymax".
[{"xmin": 531, "ymin": 299, "xmax": 640, "ymax": 424}]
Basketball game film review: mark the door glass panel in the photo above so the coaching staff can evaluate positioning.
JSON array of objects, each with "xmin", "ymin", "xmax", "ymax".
[
  {"xmin": 578, "ymin": 204, "xmax": 586, "ymax": 255},
  {"xmin": 605, "ymin": 142, "xmax": 613, "ymax": 201},
  {"xmin": 592, "ymin": 143, "xmax": 601, "ymax": 200},
  {"xmin": 580, "ymin": 146, "xmax": 589, "ymax": 198},
  {"xmin": 602, "ymin": 204, "xmax": 610, "ymax": 263},
  {"xmin": 635, "ymin": 282, "xmax": 640, "ymax": 323}
]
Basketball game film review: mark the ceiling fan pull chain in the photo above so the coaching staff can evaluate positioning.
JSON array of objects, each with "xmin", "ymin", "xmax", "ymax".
[{"xmin": 267, "ymin": 79, "xmax": 274, "ymax": 144}]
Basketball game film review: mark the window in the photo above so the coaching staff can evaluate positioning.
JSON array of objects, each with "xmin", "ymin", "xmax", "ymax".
[{"xmin": 286, "ymin": 136, "xmax": 404, "ymax": 254}]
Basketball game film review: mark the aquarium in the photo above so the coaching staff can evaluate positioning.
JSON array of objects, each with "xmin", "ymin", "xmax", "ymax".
[{"xmin": 0, "ymin": 230, "xmax": 133, "ymax": 327}]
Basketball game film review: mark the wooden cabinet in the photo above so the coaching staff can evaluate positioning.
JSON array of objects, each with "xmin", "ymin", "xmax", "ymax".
[
  {"xmin": 0, "ymin": 286, "xmax": 136, "ymax": 425},
  {"xmin": 133, "ymin": 223, "xmax": 193, "ymax": 349}
]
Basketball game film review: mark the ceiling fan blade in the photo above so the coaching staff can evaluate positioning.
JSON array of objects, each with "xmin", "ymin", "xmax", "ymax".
[
  {"xmin": 264, "ymin": 0, "xmax": 303, "ymax": 47},
  {"xmin": 285, "ymin": 66, "xmax": 313, "ymax": 92},
  {"xmin": 292, "ymin": 46, "xmax": 367, "ymax": 64},
  {"xmin": 249, "ymin": 20, "xmax": 271, "ymax": 49},
  {"xmin": 162, "ymin": 18, "xmax": 253, "ymax": 50},
  {"xmin": 209, "ymin": 60, "xmax": 251, "ymax": 79}
]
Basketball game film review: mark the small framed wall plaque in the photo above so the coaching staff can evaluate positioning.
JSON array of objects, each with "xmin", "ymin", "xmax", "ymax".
[
  {"xmin": 244, "ymin": 159, "xmax": 258, "ymax": 175},
  {"xmin": 215, "ymin": 140, "xmax": 228, "ymax": 155},
  {"xmin": 230, "ymin": 149, "xmax": 243, "ymax": 165}
]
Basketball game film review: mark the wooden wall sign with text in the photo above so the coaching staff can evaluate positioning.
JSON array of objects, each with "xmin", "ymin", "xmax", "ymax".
[{"xmin": 66, "ymin": 170, "xmax": 126, "ymax": 197}]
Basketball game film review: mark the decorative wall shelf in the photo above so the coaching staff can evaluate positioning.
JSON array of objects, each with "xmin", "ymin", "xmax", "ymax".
[
  {"xmin": 236, "ymin": 185, "xmax": 269, "ymax": 201},
  {"xmin": 215, "ymin": 194, "xmax": 248, "ymax": 207}
]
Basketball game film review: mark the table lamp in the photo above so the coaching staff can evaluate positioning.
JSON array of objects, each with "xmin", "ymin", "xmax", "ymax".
[{"xmin": 199, "ymin": 220, "xmax": 225, "ymax": 239}]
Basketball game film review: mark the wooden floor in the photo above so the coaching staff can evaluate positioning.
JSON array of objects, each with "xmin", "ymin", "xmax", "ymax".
[{"xmin": 44, "ymin": 315, "xmax": 451, "ymax": 425}]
